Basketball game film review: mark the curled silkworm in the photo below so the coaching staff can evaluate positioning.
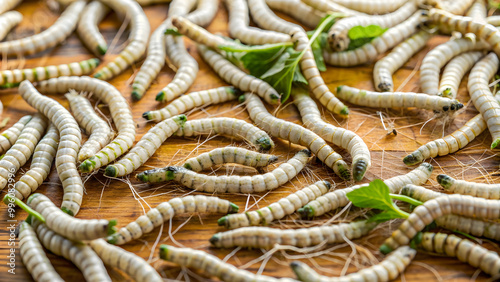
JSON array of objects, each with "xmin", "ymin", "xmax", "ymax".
[
  {"xmin": 399, "ymin": 184, "xmax": 443, "ymax": 202},
  {"xmin": 77, "ymin": 1, "xmax": 110, "ymax": 56},
  {"xmin": 0, "ymin": 115, "xmax": 32, "ymax": 154},
  {"xmin": 437, "ymin": 174, "xmax": 500, "ymax": 199},
  {"xmin": 0, "ymin": 11, "xmax": 22, "ymax": 41},
  {"xmin": 300, "ymin": 0, "xmax": 365, "ymax": 16},
  {"xmin": 265, "ymin": 0, "xmax": 325, "ymax": 29},
  {"xmin": 435, "ymin": 215, "xmax": 500, "ymax": 241},
  {"xmin": 438, "ymin": 51, "xmax": 485, "ymax": 98}
]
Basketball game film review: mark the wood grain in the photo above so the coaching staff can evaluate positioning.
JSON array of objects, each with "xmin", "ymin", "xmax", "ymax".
[{"xmin": 0, "ymin": 1, "xmax": 499, "ymax": 281}]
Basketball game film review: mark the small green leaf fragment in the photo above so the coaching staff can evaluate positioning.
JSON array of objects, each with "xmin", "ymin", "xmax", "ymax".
[
  {"xmin": 347, "ymin": 25, "xmax": 388, "ymax": 50},
  {"xmin": 164, "ymin": 28, "xmax": 182, "ymax": 36}
]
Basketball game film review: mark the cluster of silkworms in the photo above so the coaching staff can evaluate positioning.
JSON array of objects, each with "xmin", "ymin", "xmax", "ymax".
[{"xmin": 3, "ymin": 0, "xmax": 500, "ymax": 281}]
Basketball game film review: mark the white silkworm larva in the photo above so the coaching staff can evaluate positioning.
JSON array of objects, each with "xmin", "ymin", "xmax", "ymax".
[
  {"xmin": 0, "ymin": 0, "xmax": 22, "ymax": 15},
  {"xmin": 36, "ymin": 76, "xmax": 136, "ymax": 173},
  {"xmin": 89, "ymin": 239, "xmax": 163, "ymax": 282},
  {"xmin": 329, "ymin": 0, "xmax": 407, "ymax": 14},
  {"xmin": 299, "ymin": 162, "xmax": 433, "ymax": 218},
  {"xmin": 19, "ymin": 221, "xmax": 64, "ymax": 282},
  {"xmin": 143, "ymin": 86, "xmax": 240, "ymax": 122},
  {"xmin": 183, "ymin": 146, "xmax": 279, "ymax": 172},
  {"xmin": 440, "ymin": 0, "xmax": 475, "ymax": 15},
  {"xmin": 468, "ymin": 52, "xmax": 500, "ymax": 149},
  {"xmin": 19, "ymin": 81, "xmax": 83, "ymax": 216},
  {"xmin": 265, "ymin": 0, "xmax": 325, "ymax": 29},
  {"xmin": 14, "ymin": 123, "xmax": 59, "ymax": 200},
  {"xmin": 136, "ymin": 149, "xmax": 311, "ymax": 193},
  {"xmin": 292, "ymin": 90, "xmax": 370, "ymax": 181},
  {"xmin": 66, "ymin": 91, "xmax": 114, "ymax": 162},
  {"xmin": 299, "ymin": 0, "xmax": 365, "ymax": 16},
  {"xmin": 487, "ymin": 16, "xmax": 500, "ymax": 27},
  {"xmin": 291, "ymin": 246, "xmax": 416, "ymax": 282},
  {"xmin": 0, "ymin": 1, "xmax": 86, "ymax": 56},
  {"xmin": 381, "ymin": 194, "xmax": 500, "ymax": 253},
  {"xmin": 107, "ymin": 195, "xmax": 238, "ymax": 245},
  {"xmin": 399, "ymin": 184, "xmax": 443, "ymax": 202},
  {"xmin": 437, "ymin": 174, "xmax": 500, "ymax": 199},
  {"xmin": 77, "ymin": 1, "xmax": 110, "ymax": 56},
  {"xmin": 0, "ymin": 11, "xmax": 22, "ymax": 41},
  {"xmin": 244, "ymin": 93, "xmax": 351, "ymax": 180},
  {"xmin": 104, "ymin": 115, "xmax": 187, "ymax": 177},
  {"xmin": 336, "ymin": 85, "xmax": 464, "ymax": 113},
  {"xmin": 373, "ymin": 30, "xmax": 431, "ymax": 92},
  {"xmin": 171, "ymin": 15, "xmax": 233, "ymax": 52},
  {"xmin": 175, "ymin": 117, "xmax": 275, "ymax": 151},
  {"xmin": 0, "ymin": 115, "xmax": 32, "ymax": 154},
  {"xmin": 31, "ymin": 218, "xmax": 112, "ymax": 282},
  {"xmin": 465, "ymin": 0, "xmax": 487, "ymax": 23},
  {"xmin": 435, "ymin": 214, "xmax": 500, "ymax": 241},
  {"xmin": 0, "ymin": 58, "xmax": 100, "ymax": 86},
  {"xmin": 210, "ymin": 220, "xmax": 377, "ymax": 249},
  {"xmin": 197, "ymin": 44, "xmax": 281, "ymax": 105},
  {"xmin": 184, "ymin": 0, "xmax": 219, "ymax": 27},
  {"xmin": 417, "ymin": 232, "xmax": 500, "ymax": 277},
  {"xmin": 438, "ymin": 51, "xmax": 485, "ymax": 98},
  {"xmin": 0, "ymin": 114, "xmax": 47, "ymax": 190},
  {"xmin": 218, "ymin": 180, "xmax": 330, "ymax": 229},
  {"xmin": 323, "ymin": 11, "xmax": 424, "ymax": 67},
  {"xmin": 93, "ymin": 0, "xmax": 150, "ymax": 80},
  {"xmin": 248, "ymin": 0, "xmax": 305, "ymax": 35}
]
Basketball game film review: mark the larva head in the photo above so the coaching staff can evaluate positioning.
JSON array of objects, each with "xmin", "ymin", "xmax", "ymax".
[
  {"xmin": 436, "ymin": 174, "xmax": 453, "ymax": 189},
  {"xmin": 352, "ymin": 159, "xmax": 368, "ymax": 182},
  {"xmin": 298, "ymin": 206, "xmax": 314, "ymax": 218},
  {"xmin": 209, "ymin": 234, "xmax": 221, "ymax": 246},
  {"xmin": 89, "ymin": 58, "xmax": 101, "ymax": 67},
  {"xmin": 270, "ymin": 93, "xmax": 281, "ymax": 103},
  {"xmin": 174, "ymin": 115, "xmax": 187, "ymax": 127},
  {"xmin": 131, "ymin": 90, "xmax": 143, "ymax": 101},
  {"xmin": 79, "ymin": 158, "xmax": 96, "ymax": 173},
  {"xmin": 228, "ymin": 203, "xmax": 239, "ymax": 214},
  {"xmin": 322, "ymin": 180, "xmax": 331, "ymax": 189},
  {"xmin": 336, "ymin": 85, "xmax": 344, "ymax": 93},
  {"xmin": 402, "ymin": 152, "xmax": 423, "ymax": 166},
  {"xmin": 97, "ymin": 45, "xmax": 107, "ymax": 56},
  {"xmin": 107, "ymin": 219, "xmax": 118, "ymax": 235},
  {"xmin": 61, "ymin": 206, "xmax": 75, "ymax": 216},
  {"xmin": 217, "ymin": 216, "xmax": 229, "ymax": 227},
  {"xmin": 377, "ymin": 82, "xmax": 393, "ymax": 92},
  {"xmin": 104, "ymin": 165, "xmax": 118, "ymax": 177},
  {"xmin": 299, "ymin": 149, "xmax": 312, "ymax": 157},
  {"xmin": 290, "ymin": 261, "xmax": 312, "ymax": 281},
  {"xmin": 228, "ymin": 87, "xmax": 243, "ymax": 96},
  {"xmin": 106, "ymin": 234, "xmax": 119, "ymax": 245},
  {"xmin": 155, "ymin": 91, "xmax": 166, "ymax": 102},
  {"xmin": 340, "ymin": 106, "xmax": 349, "ymax": 116},
  {"xmin": 491, "ymin": 138, "xmax": 500, "ymax": 150},
  {"xmin": 268, "ymin": 155, "xmax": 279, "ymax": 164},
  {"xmin": 142, "ymin": 111, "xmax": 153, "ymax": 121},
  {"xmin": 159, "ymin": 245, "xmax": 170, "ymax": 260},
  {"xmin": 256, "ymin": 137, "xmax": 274, "ymax": 151},
  {"xmin": 379, "ymin": 244, "xmax": 393, "ymax": 255},
  {"xmin": 238, "ymin": 95, "xmax": 246, "ymax": 104},
  {"xmin": 334, "ymin": 160, "xmax": 351, "ymax": 181}
]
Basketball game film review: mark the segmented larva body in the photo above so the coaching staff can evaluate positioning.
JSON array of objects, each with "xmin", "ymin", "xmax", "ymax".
[
  {"xmin": 0, "ymin": 11, "xmax": 22, "ymax": 41},
  {"xmin": 265, "ymin": 0, "xmax": 325, "ymax": 29},
  {"xmin": 144, "ymin": 86, "xmax": 239, "ymax": 122},
  {"xmin": 0, "ymin": 115, "xmax": 32, "ymax": 154},
  {"xmin": 104, "ymin": 115, "xmax": 186, "ymax": 177},
  {"xmin": 336, "ymin": 85, "xmax": 464, "ymax": 113},
  {"xmin": 19, "ymin": 222, "xmax": 64, "ymax": 282},
  {"xmin": 107, "ymin": 195, "xmax": 238, "ymax": 245},
  {"xmin": 19, "ymin": 81, "xmax": 83, "ymax": 216},
  {"xmin": 0, "ymin": 114, "xmax": 47, "ymax": 190},
  {"xmin": 300, "ymin": 0, "xmax": 365, "ymax": 16},
  {"xmin": 373, "ymin": 30, "xmax": 431, "ymax": 92},
  {"xmin": 248, "ymin": 0, "xmax": 304, "ymax": 34},
  {"xmin": 291, "ymin": 246, "xmax": 416, "ymax": 282},
  {"xmin": 37, "ymin": 76, "xmax": 136, "ymax": 173},
  {"xmin": 93, "ymin": 0, "xmax": 150, "ymax": 80},
  {"xmin": 292, "ymin": 91, "xmax": 370, "ymax": 181},
  {"xmin": 299, "ymin": 162, "xmax": 433, "ymax": 218},
  {"xmin": 0, "ymin": 0, "xmax": 21, "ymax": 15},
  {"xmin": 244, "ymin": 94, "xmax": 351, "ymax": 180},
  {"xmin": 323, "ymin": 11, "xmax": 424, "ymax": 67},
  {"xmin": 171, "ymin": 15, "xmax": 233, "ymax": 50},
  {"xmin": 197, "ymin": 44, "xmax": 281, "ymax": 105},
  {"xmin": 210, "ymin": 220, "xmax": 377, "ymax": 249},
  {"xmin": 135, "ymin": 0, "xmax": 172, "ymax": 5},
  {"xmin": 14, "ymin": 123, "xmax": 59, "ymax": 200},
  {"xmin": 381, "ymin": 194, "xmax": 500, "ymax": 253},
  {"xmin": 417, "ymin": 232, "xmax": 500, "ymax": 276},
  {"xmin": 487, "ymin": 16, "xmax": 500, "ymax": 26},
  {"xmin": 31, "ymin": 219, "xmax": 111, "ymax": 282},
  {"xmin": 438, "ymin": 51, "xmax": 485, "ymax": 98},
  {"xmin": 328, "ymin": 1, "xmax": 420, "ymax": 52},
  {"xmin": 435, "ymin": 215, "xmax": 500, "ymax": 241},
  {"xmin": 0, "ymin": 58, "xmax": 100, "ymax": 86},
  {"xmin": 437, "ymin": 174, "xmax": 500, "ymax": 199},
  {"xmin": 0, "ymin": 1, "xmax": 86, "ymax": 56},
  {"xmin": 440, "ymin": 0, "xmax": 475, "ymax": 15},
  {"xmin": 400, "ymin": 184, "xmax": 443, "ymax": 202},
  {"xmin": 184, "ymin": 0, "xmax": 219, "ymax": 27},
  {"xmin": 465, "ymin": 0, "xmax": 487, "ymax": 22},
  {"xmin": 77, "ymin": 1, "xmax": 110, "ymax": 56},
  {"xmin": 89, "ymin": 239, "xmax": 162, "ymax": 282},
  {"xmin": 137, "ymin": 149, "xmax": 311, "ymax": 193},
  {"xmin": 183, "ymin": 146, "xmax": 278, "ymax": 172},
  {"xmin": 175, "ymin": 117, "xmax": 275, "ymax": 151},
  {"xmin": 218, "ymin": 180, "xmax": 330, "ymax": 229},
  {"xmin": 329, "ymin": 0, "xmax": 407, "ymax": 14},
  {"xmin": 159, "ymin": 245, "xmax": 296, "ymax": 282}
]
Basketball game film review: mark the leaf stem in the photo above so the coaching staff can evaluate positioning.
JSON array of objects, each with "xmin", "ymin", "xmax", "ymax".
[
  {"xmin": 389, "ymin": 194, "xmax": 424, "ymax": 207},
  {"xmin": 3, "ymin": 194, "xmax": 45, "ymax": 223}
]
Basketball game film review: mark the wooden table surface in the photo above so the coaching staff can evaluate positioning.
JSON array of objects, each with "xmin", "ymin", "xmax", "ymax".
[{"xmin": 1, "ymin": 1, "xmax": 499, "ymax": 281}]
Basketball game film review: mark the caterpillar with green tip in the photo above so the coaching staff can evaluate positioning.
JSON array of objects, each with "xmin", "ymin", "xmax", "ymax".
[
  {"xmin": 437, "ymin": 174, "xmax": 500, "ymax": 199},
  {"xmin": 0, "ymin": 11, "xmax": 22, "ymax": 41},
  {"xmin": 0, "ymin": 115, "xmax": 32, "ymax": 154},
  {"xmin": 438, "ymin": 51, "xmax": 485, "ymax": 98},
  {"xmin": 77, "ymin": 1, "xmax": 110, "ymax": 56},
  {"xmin": 399, "ymin": 184, "xmax": 443, "ymax": 202}
]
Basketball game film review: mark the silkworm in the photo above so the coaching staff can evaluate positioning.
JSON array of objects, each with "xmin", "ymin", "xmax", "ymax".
[
  {"xmin": 171, "ymin": 15, "xmax": 234, "ymax": 51},
  {"xmin": 437, "ymin": 174, "xmax": 500, "ymax": 199},
  {"xmin": 89, "ymin": 239, "xmax": 162, "ymax": 282},
  {"xmin": 399, "ymin": 184, "xmax": 443, "ymax": 202},
  {"xmin": 465, "ymin": 0, "xmax": 487, "ymax": 22},
  {"xmin": 175, "ymin": 117, "xmax": 275, "ymax": 151},
  {"xmin": 104, "ymin": 115, "xmax": 187, "ymax": 177},
  {"xmin": 36, "ymin": 76, "xmax": 136, "ymax": 173},
  {"xmin": 0, "ymin": 115, "xmax": 32, "ymax": 154},
  {"xmin": 299, "ymin": 162, "xmax": 433, "ymax": 218},
  {"xmin": 77, "ymin": 1, "xmax": 110, "ymax": 56},
  {"xmin": 30, "ymin": 218, "xmax": 112, "ymax": 282},
  {"xmin": 438, "ymin": 51, "xmax": 485, "ymax": 98},
  {"xmin": 440, "ymin": 0, "xmax": 475, "ymax": 15},
  {"xmin": 0, "ymin": 58, "xmax": 100, "ymax": 87},
  {"xmin": 0, "ymin": 11, "xmax": 22, "ymax": 41},
  {"xmin": 197, "ymin": 44, "xmax": 281, "ymax": 105},
  {"xmin": 0, "ymin": 1, "xmax": 86, "ymax": 56},
  {"xmin": 0, "ymin": 0, "xmax": 21, "ymax": 15},
  {"xmin": 248, "ymin": 0, "xmax": 305, "ymax": 35},
  {"xmin": 218, "ymin": 180, "xmax": 330, "ymax": 229},
  {"xmin": 14, "ymin": 123, "xmax": 59, "ymax": 200},
  {"xmin": 265, "ymin": 0, "xmax": 325, "ymax": 29},
  {"xmin": 183, "ymin": 146, "xmax": 278, "ymax": 172},
  {"xmin": 19, "ymin": 81, "xmax": 83, "ymax": 216},
  {"xmin": 373, "ymin": 30, "xmax": 431, "ymax": 92},
  {"xmin": 144, "ymin": 86, "xmax": 240, "ymax": 122},
  {"xmin": 381, "ymin": 194, "xmax": 500, "ymax": 253},
  {"xmin": 244, "ymin": 93, "xmax": 351, "ymax": 180},
  {"xmin": 93, "ymin": 0, "xmax": 150, "ymax": 80},
  {"xmin": 135, "ymin": 0, "xmax": 173, "ymax": 5},
  {"xmin": 291, "ymin": 246, "xmax": 416, "ymax": 282},
  {"xmin": 184, "ymin": 0, "xmax": 219, "ymax": 27},
  {"xmin": 210, "ymin": 220, "xmax": 377, "ymax": 249},
  {"xmin": 107, "ymin": 195, "xmax": 238, "ymax": 245},
  {"xmin": 292, "ymin": 90, "xmax": 370, "ymax": 181},
  {"xmin": 487, "ymin": 16, "xmax": 500, "ymax": 26},
  {"xmin": 435, "ymin": 214, "xmax": 500, "ymax": 241},
  {"xmin": 336, "ymin": 85, "xmax": 464, "ymax": 113},
  {"xmin": 417, "ymin": 232, "xmax": 500, "ymax": 277},
  {"xmin": 299, "ymin": 0, "xmax": 365, "ymax": 16},
  {"xmin": 136, "ymin": 149, "xmax": 311, "ymax": 193},
  {"xmin": 323, "ymin": 11, "xmax": 424, "ymax": 67},
  {"xmin": 324, "ymin": 0, "xmax": 407, "ymax": 14}
]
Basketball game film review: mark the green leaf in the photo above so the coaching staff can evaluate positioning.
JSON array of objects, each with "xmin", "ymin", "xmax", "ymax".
[
  {"xmin": 489, "ymin": 0, "xmax": 500, "ymax": 8},
  {"xmin": 164, "ymin": 28, "xmax": 182, "ymax": 36},
  {"xmin": 310, "ymin": 33, "xmax": 327, "ymax": 72},
  {"xmin": 346, "ymin": 25, "xmax": 388, "ymax": 50}
]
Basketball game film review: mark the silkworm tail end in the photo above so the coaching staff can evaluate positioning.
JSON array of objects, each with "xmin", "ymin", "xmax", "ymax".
[
  {"xmin": 104, "ymin": 165, "xmax": 118, "ymax": 177},
  {"xmin": 352, "ymin": 159, "xmax": 368, "ymax": 182},
  {"xmin": 131, "ymin": 90, "xmax": 143, "ymax": 101},
  {"xmin": 334, "ymin": 160, "xmax": 351, "ymax": 180},
  {"xmin": 436, "ymin": 174, "xmax": 452, "ymax": 189},
  {"xmin": 217, "ymin": 216, "xmax": 228, "ymax": 227},
  {"xmin": 229, "ymin": 87, "xmax": 243, "ymax": 96},
  {"xmin": 142, "ymin": 111, "xmax": 153, "ymax": 120},
  {"xmin": 403, "ymin": 154, "xmax": 421, "ymax": 166},
  {"xmin": 106, "ymin": 234, "xmax": 118, "ymax": 245},
  {"xmin": 340, "ymin": 106, "xmax": 349, "ymax": 116},
  {"xmin": 228, "ymin": 203, "xmax": 239, "ymax": 214},
  {"xmin": 379, "ymin": 244, "xmax": 393, "ymax": 255},
  {"xmin": 256, "ymin": 137, "xmax": 273, "ymax": 151},
  {"xmin": 298, "ymin": 206, "xmax": 314, "ymax": 218},
  {"xmin": 290, "ymin": 261, "xmax": 310, "ymax": 281},
  {"xmin": 107, "ymin": 219, "xmax": 118, "ymax": 235},
  {"xmin": 492, "ymin": 138, "xmax": 500, "ymax": 149},
  {"xmin": 136, "ymin": 172, "xmax": 149, "ymax": 182},
  {"xmin": 97, "ymin": 45, "xmax": 108, "ymax": 56},
  {"xmin": 209, "ymin": 234, "xmax": 221, "ymax": 246},
  {"xmin": 79, "ymin": 158, "xmax": 96, "ymax": 173},
  {"xmin": 238, "ymin": 95, "xmax": 246, "ymax": 103},
  {"xmin": 159, "ymin": 245, "xmax": 170, "ymax": 260},
  {"xmin": 61, "ymin": 206, "xmax": 75, "ymax": 216},
  {"xmin": 377, "ymin": 82, "xmax": 393, "ymax": 92},
  {"xmin": 155, "ymin": 91, "xmax": 166, "ymax": 102},
  {"xmin": 175, "ymin": 114, "xmax": 187, "ymax": 127}
]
